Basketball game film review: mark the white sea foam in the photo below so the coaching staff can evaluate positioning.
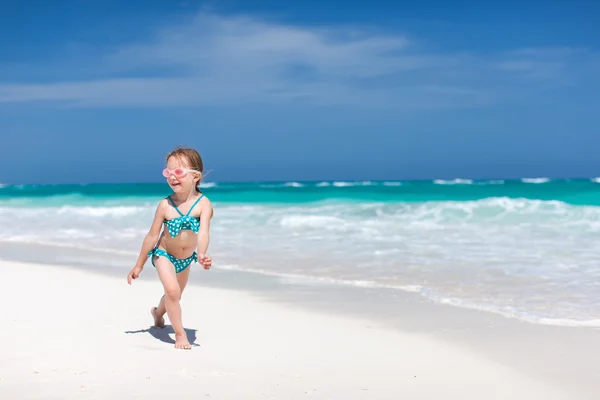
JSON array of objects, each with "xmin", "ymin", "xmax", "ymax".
[
  {"xmin": 55, "ymin": 206, "xmax": 144, "ymax": 217},
  {"xmin": 259, "ymin": 182, "xmax": 304, "ymax": 188},
  {"xmin": 433, "ymin": 179, "xmax": 473, "ymax": 185},
  {"xmin": 279, "ymin": 215, "xmax": 348, "ymax": 229},
  {"xmin": 216, "ymin": 264, "xmax": 424, "ymax": 293},
  {"xmin": 2, "ymin": 196, "xmax": 600, "ymax": 327},
  {"xmin": 522, "ymin": 177, "xmax": 550, "ymax": 183},
  {"xmin": 284, "ymin": 182, "xmax": 304, "ymax": 187},
  {"xmin": 332, "ymin": 181, "xmax": 374, "ymax": 187}
]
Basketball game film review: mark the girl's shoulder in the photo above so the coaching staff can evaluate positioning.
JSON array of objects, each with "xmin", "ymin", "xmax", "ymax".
[
  {"xmin": 155, "ymin": 197, "xmax": 171, "ymax": 213},
  {"xmin": 198, "ymin": 192, "xmax": 211, "ymax": 202},
  {"xmin": 198, "ymin": 193, "xmax": 212, "ymax": 206},
  {"xmin": 197, "ymin": 193, "xmax": 213, "ymax": 218}
]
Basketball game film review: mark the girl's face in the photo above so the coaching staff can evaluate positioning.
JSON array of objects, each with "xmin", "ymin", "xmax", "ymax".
[{"xmin": 164, "ymin": 156, "xmax": 200, "ymax": 193}]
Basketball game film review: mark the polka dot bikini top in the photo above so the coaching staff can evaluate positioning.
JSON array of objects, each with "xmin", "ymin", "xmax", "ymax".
[{"xmin": 164, "ymin": 194, "xmax": 203, "ymax": 237}]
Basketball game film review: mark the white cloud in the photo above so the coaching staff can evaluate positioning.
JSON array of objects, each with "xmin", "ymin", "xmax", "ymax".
[
  {"xmin": 107, "ymin": 13, "xmax": 413, "ymax": 75},
  {"xmin": 0, "ymin": 12, "xmax": 596, "ymax": 108}
]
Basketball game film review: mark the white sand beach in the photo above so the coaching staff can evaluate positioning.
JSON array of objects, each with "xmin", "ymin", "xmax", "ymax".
[{"xmin": 0, "ymin": 259, "xmax": 594, "ymax": 399}]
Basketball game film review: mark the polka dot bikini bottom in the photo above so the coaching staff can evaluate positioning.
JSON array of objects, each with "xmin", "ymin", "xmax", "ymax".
[{"xmin": 148, "ymin": 247, "xmax": 197, "ymax": 274}]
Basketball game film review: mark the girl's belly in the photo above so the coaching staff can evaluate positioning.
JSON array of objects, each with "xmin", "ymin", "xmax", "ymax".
[{"xmin": 157, "ymin": 230, "xmax": 197, "ymax": 258}]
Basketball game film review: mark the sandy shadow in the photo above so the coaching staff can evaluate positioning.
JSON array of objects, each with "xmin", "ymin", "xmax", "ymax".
[{"xmin": 124, "ymin": 325, "xmax": 199, "ymax": 347}]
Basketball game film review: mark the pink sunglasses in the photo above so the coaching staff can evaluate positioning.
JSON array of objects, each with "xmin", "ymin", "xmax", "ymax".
[{"xmin": 162, "ymin": 168, "xmax": 201, "ymax": 178}]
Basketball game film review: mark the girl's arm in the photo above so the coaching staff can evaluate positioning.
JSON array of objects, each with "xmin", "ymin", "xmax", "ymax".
[
  {"xmin": 196, "ymin": 198, "xmax": 214, "ymax": 255},
  {"xmin": 133, "ymin": 199, "xmax": 167, "ymax": 270}
]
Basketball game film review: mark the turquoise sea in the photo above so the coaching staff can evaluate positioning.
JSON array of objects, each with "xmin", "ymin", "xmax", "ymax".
[{"xmin": 2, "ymin": 178, "xmax": 600, "ymax": 327}]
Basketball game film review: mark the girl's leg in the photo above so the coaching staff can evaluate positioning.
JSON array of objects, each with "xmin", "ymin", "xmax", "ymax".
[
  {"xmin": 152, "ymin": 264, "xmax": 191, "ymax": 325},
  {"xmin": 151, "ymin": 297, "xmax": 166, "ymax": 328},
  {"xmin": 152, "ymin": 257, "xmax": 191, "ymax": 349}
]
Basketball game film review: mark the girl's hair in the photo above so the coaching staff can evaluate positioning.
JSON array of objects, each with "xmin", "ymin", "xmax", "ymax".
[{"xmin": 166, "ymin": 146, "xmax": 204, "ymax": 192}]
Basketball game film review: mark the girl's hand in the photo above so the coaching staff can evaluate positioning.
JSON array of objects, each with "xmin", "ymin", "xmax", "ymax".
[
  {"xmin": 127, "ymin": 265, "xmax": 143, "ymax": 284},
  {"xmin": 198, "ymin": 253, "xmax": 212, "ymax": 270}
]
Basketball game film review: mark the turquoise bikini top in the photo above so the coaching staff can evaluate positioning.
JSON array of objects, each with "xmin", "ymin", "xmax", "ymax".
[{"xmin": 164, "ymin": 194, "xmax": 203, "ymax": 237}]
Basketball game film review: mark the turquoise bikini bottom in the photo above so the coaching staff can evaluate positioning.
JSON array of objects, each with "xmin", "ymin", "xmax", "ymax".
[{"xmin": 148, "ymin": 248, "xmax": 197, "ymax": 274}]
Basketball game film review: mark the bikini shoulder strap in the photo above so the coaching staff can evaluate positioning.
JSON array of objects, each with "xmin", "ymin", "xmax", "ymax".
[
  {"xmin": 185, "ymin": 194, "xmax": 204, "ymax": 216},
  {"xmin": 167, "ymin": 195, "xmax": 184, "ymax": 216}
]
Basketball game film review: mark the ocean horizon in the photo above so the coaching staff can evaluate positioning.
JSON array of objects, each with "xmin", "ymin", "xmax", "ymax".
[{"xmin": 2, "ymin": 177, "xmax": 600, "ymax": 328}]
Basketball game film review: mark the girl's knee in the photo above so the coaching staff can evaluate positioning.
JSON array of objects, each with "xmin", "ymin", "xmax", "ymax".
[{"xmin": 164, "ymin": 285, "xmax": 181, "ymax": 301}]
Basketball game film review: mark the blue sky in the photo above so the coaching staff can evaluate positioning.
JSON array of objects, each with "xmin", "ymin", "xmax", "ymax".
[{"xmin": 1, "ymin": 0, "xmax": 599, "ymax": 183}]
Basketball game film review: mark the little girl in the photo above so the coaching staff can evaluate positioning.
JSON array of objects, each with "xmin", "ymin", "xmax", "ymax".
[{"xmin": 127, "ymin": 146, "xmax": 213, "ymax": 350}]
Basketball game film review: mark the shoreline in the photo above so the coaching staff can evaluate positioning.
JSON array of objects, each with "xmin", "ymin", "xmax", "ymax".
[
  {"xmin": 1, "ymin": 243, "xmax": 599, "ymax": 398},
  {"xmin": 0, "ymin": 240, "xmax": 596, "ymax": 329}
]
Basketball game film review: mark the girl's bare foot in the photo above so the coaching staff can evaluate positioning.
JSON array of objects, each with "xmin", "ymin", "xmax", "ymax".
[
  {"xmin": 151, "ymin": 307, "xmax": 165, "ymax": 328},
  {"xmin": 175, "ymin": 333, "xmax": 192, "ymax": 350}
]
